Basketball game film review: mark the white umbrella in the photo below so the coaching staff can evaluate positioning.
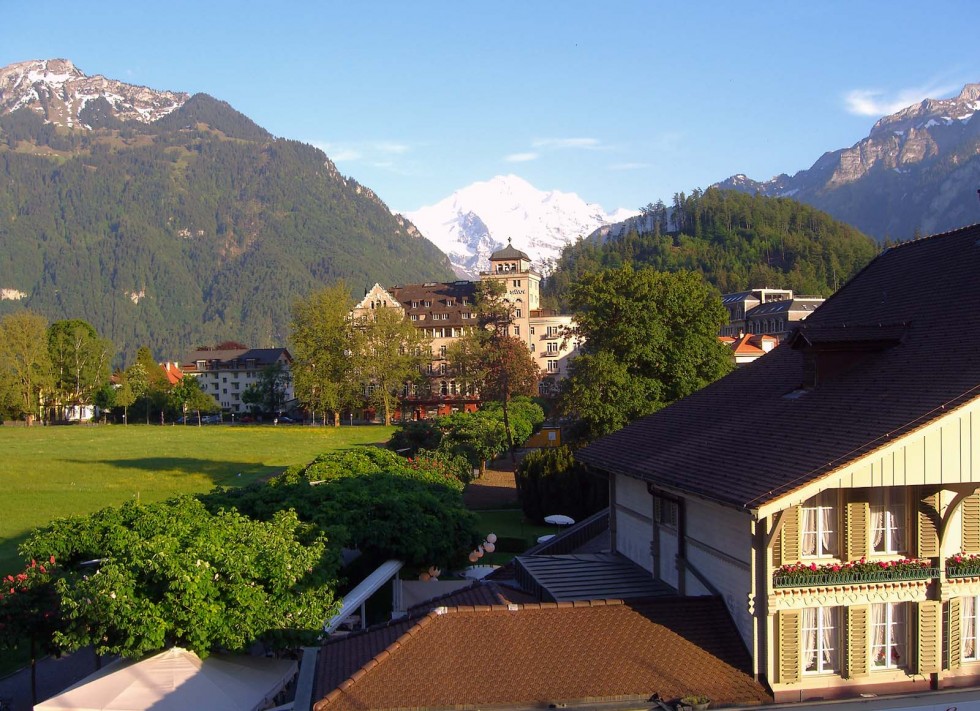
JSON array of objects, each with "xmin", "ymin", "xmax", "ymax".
[{"xmin": 544, "ymin": 514, "xmax": 575, "ymax": 526}]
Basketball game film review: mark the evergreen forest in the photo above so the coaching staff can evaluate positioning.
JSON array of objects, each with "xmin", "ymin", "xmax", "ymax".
[
  {"xmin": 543, "ymin": 188, "xmax": 880, "ymax": 305},
  {"xmin": 0, "ymin": 94, "xmax": 454, "ymax": 363}
]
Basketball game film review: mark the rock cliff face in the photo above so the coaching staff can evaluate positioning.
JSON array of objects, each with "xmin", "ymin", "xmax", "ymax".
[
  {"xmin": 715, "ymin": 83, "xmax": 980, "ymax": 240},
  {"xmin": 0, "ymin": 59, "xmax": 189, "ymax": 127}
]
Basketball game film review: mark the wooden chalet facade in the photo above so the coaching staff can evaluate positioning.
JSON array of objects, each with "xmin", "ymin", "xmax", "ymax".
[{"xmin": 578, "ymin": 224, "xmax": 980, "ymax": 702}]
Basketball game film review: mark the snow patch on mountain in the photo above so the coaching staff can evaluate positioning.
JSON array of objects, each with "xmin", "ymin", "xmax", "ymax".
[
  {"xmin": 0, "ymin": 58, "xmax": 188, "ymax": 127},
  {"xmin": 406, "ymin": 175, "xmax": 636, "ymax": 278}
]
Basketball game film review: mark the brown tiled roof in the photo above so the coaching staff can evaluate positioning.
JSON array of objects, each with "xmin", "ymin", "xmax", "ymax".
[
  {"xmin": 315, "ymin": 581, "xmax": 536, "ymax": 700},
  {"xmin": 388, "ymin": 281, "xmax": 477, "ymax": 328},
  {"xmin": 405, "ymin": 579, "xmax": 537, "ymax": 617},
  {"xmin": 577, "ymin": 224, "xmax": 980, "ymax": 510},
  {"xmin": 313, "ymin": 597, "xmax": 770, "ymax": 710}
]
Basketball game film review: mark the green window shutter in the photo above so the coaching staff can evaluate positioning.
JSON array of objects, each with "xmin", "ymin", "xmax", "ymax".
[
  {"xmin": 946, "ymin": 598, "xmax": 962, "ymax": 671},
  {"xmin": 963, "ymin": 493, "xmax": 980, "ymax": 554},
  {"xmin": 916, "ymin": 600, "xmax": 941, "ymax": 674},
  {"xmin": 917, "ymin": 490, "xmax": 940, "ymax": 558},
  {"xmin": 777, "ymin": 610, "xmax": 801, "ymax": 684},
  {"xmin": 844, "ymin": 605, "xmax": 869, "ymax": 678},
  {"xmin": 777, "ymin": 507, "xmax": 800, "ymax": 566},
  {"xmin": 845, "ymin": 500, "xmax": 869, "ymax": 560}
]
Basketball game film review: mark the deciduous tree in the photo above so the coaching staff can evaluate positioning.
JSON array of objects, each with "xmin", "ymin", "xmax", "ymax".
[
  {"xmin": 354, "ymin": 305, "xmax": 430, "ymax": 426},
  {"xmin": 0, "ymin": 311, "xmax": 54, "ymax": 424},
  {"xmin": 290, "ymin": 284, "xmax": 360, "ymax": 425},
  {"xmin": 21, "ymin": 497, "xmax": 340, "ymax": 659},
  {"xmin": 47, "ymin": 319, "xmax": 113, "ymax": 419},
  {"xmin": 561, "ymin": 265, "xmax": 732, "ymax": 440}
]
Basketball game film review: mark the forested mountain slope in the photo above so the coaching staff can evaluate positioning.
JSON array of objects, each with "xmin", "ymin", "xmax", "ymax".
[
  {"xmin": 0, "ymin": 68, "xmax": 452, "ymax": 361},
  {"xmin": 545, "ymin": 189, "xmax": 879, "ymax": 305}
]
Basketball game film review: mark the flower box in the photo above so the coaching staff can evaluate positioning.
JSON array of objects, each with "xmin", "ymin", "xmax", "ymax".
[
  {"xmin": 773, "ymin": 564, "xmax": 940, "ymax": 588},
  {"xmin": 947, "ymin": 566, "xmax": 980, "ymax": 579}
]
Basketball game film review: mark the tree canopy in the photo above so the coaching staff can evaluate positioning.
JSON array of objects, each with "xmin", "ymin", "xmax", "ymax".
[
  {"xmin": 560, "ymin": 265, "xmax": 733, "ymax": 439},
  {"xmin": 290, "ymin": 284, "xmax": 360, "ymax": 425},
  {"xmin": 21, "ymin": 497, "xmax": 339, "ymax": 658},
  {"xmin": 544, "ymin": 188, "xmax": 878, "ymax": 308}
]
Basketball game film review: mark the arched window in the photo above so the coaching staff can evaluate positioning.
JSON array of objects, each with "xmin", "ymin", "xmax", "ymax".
[{"xmin": 440, "ymin": 381, "xmax": 448, "ymax": 396}]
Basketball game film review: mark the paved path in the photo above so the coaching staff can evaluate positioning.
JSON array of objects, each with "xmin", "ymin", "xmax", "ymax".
[{"xmin": 0, "ymin": 649, "xmax": 111, "ymax": 711}]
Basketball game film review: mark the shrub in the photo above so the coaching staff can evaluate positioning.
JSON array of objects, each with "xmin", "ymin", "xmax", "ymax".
[{"xmin": 515, "ymin": 445, "xmax": 608, "ymax": 523}]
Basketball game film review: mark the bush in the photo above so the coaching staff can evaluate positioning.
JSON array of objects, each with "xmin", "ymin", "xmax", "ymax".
[
  {"xmin": 515, "ymin": 445, "xmax": 608, "ymax": 523},
  {"xmin": 388, "ymin": 420, "xmax": 442, "ymax": 457}
]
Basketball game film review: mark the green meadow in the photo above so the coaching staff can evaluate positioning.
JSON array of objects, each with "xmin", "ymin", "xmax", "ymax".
[{"xmin": 0, "ymin": 423, "xmax": 395, "ymax": 575}]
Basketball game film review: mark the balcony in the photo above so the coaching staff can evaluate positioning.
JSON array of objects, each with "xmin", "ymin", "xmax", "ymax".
[{"xmin": 773, "ymin": 558, "xmax": 939, "ymax": 589}]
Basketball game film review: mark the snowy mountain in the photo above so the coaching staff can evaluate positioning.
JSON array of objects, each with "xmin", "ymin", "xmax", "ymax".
[
  {"xmin": 405, "ymin": 175, "xmax": 637, "ymax": 278},
  {"xmin": 0, "ymin": 58, "xmax": 188, "ymax": 127}
]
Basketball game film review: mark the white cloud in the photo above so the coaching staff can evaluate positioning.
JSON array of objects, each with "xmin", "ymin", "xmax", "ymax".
[
  {"xmin": 532, "ymin": 137, "xmax": 602, "ymax": 150},
  {"xmin": 309, "ymin": 140, "xmax": 414, "ymax": 164},
  {"xmin": 844, "ymin": 82, "xmax": 957, "ymax": 117},
  {"xmin": 504, "ymin": 152, "xmax": 539, "ymax": 163}
]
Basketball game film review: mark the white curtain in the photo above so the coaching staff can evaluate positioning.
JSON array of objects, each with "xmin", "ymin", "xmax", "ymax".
[
  {"xmin": 802, "ymin": 507, "xmax": 817, "ymax": 556},
  {"xmin": 892, "ymin": 603, "xmax": 906, "ymax": 667},
  {"xmin": 821, "ymin": 506, "xmax": 835, "ymax": 555},
  {"xmin": 891, "ymin": 504, "xmax": 905, "ymax": 552},
  {"xmin": 821, "ymin": 609, "xmax": 837, "ymax": 670},
  {"xmin": 802, "ymin": 608, "xmax": 817, "ymax": 671},
  {"xmin": 871, "ymin": 504, "xmax": 885, "ymax": 550},
  {"xmin": 871, "ymin": 603, "xmax": 887, "ymax": 667},
  {"xmin": 965, "ymin": 596, "xmax": 977, "ymax": 660}
]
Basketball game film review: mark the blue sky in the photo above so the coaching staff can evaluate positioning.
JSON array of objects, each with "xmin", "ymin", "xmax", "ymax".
[{"xmin": 3, "ymin": 1, "xmax": 979, "ymax": 214}]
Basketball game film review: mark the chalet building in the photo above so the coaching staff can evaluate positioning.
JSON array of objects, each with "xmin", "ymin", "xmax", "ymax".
[
  {"xmin": 351, "ymin": 240, "xmax": 578, "ymax": 419},
  {"xmin": 721, "ymin": 287, "xmax": 824, "ymax": 340},
  {"xmin": 181, "ymin": 347, "xmax": 293, "ymax": 414},
  {"xmin": 578, "ymin": 224, "xmax": 980, "ymax": 702}
]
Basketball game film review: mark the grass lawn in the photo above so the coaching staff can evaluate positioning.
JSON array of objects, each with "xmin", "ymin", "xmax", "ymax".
[
  {"xmin": 0, "ymin": 423, "xmax": 394, "ymax": 576},
  {"xmin": 470, "ymin": 508, "xmax": 559, "ymax": 566}
]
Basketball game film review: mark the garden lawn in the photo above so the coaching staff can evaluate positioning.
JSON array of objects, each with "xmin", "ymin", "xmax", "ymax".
[{"xmin": 0, "ymin": 424, "xmax": 394, "ymax": 575}]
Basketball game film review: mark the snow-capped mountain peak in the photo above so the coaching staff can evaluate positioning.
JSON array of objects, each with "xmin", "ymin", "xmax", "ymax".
[
  {"xmin": 406, "ymin": 175, "xmax": 637, "ymax": 277},
  {"xmin": 0, "ymin": 58, "xmax": 188, "ymax": 128}
]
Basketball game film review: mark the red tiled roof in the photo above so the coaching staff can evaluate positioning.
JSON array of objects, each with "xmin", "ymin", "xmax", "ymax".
[
  {"xmin": 731, "ymin": 333, "xmax": 765, "ymax": 356},
  {"xmin": 314, "ymin": 597, "xmax": 770, "ymax": 710},
  {"xmin": 577, "ymin": 224, "xmax": 980, "ymax": 510}
]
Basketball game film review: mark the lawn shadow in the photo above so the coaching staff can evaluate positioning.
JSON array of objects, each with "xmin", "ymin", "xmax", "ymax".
[{"xmin": 60, "ymin": 457, "xmax": 287, "ymax": 485}]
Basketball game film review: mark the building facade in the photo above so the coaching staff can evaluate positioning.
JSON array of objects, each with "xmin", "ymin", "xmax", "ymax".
[
  {"xmin": 351, "ymin": 241, "xmax": 578, "ymax": 419},
  {"xmin": 721, "ymin": 288, "xmax": 824, "ymax": 340},
  {"xmin": 181, "ymin": 347, "xmax": 293, "ymax": 414},
  {"xmin": 580, "ymin": 225, "xmax": 980, "ymax": 702}
]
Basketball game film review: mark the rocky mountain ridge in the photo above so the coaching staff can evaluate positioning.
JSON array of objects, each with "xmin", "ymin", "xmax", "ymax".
[
  {"xmin": 714, "ymin": 83, "xmax": 980, "ymax": 240},
  {"xmin": 0, "ymin": 58, "xmax": 188, "ymax": 127}
]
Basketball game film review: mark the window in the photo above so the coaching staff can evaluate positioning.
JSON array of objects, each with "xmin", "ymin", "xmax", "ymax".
[
  {"xmin": 547, "ymin": 342, "xmax": 559, "ymax": 354},
  {"xmin": 654, "ymin": 497, "xmax": 678, "ymax": 528},
  {"xmin": 514, "ymin": 325, "xmax": 520, "ymax": 336},
  {"xmin": 411, "ymin": 301, "xmax": 419, "ymax": 308},
  {"xmin": 423, "ymin": 300, "xmax": 431, "ymax": 307},
  {"xmin": 547, "ymin": 360, "xmax": 559, "ymax": 373},
  {"xmin": 440, "ymin": 363, "xmax": 447, "ymax": 375},
  {"xmin": 530, "ymin": 326, "xmax": 535, "ymax": 335},
  {"xmin": 802, "ymin": 491, "xmax": 837, "ymax": 557},
  {"xmin": 513, "ymin": 279, "xmax": 521, "ymax": 288},
  {"xmin": 439, "ymin": 345, "xmax": 447, "ymax": 358},
  {"xmin": 516, "ymin": 309, "xmax": 522, "ymax": 318},
  {"xmin": 965, "ymin": 597, "xmax": 980, "ymax": 661},
  {"xmin": 411, "ymin": 314, "xmax": 418, "ymax": 321},
  {"xmin": 446, "ymin": 298, "xmax": 455, "ymax": 306},
  {"xmin": 547, "ymin": 325, "xmax": 559, "ymax": 337},
  {"xmin": 871, "ymin": 603, "xmax": 907, "ymax": 669},
  {"xmin": 802, "ymin": 607, "xmax": 839, "ymax": 674},
  {"xmin": 872, "ymin": 489, "xmax": 905, "ymax": 554}
]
